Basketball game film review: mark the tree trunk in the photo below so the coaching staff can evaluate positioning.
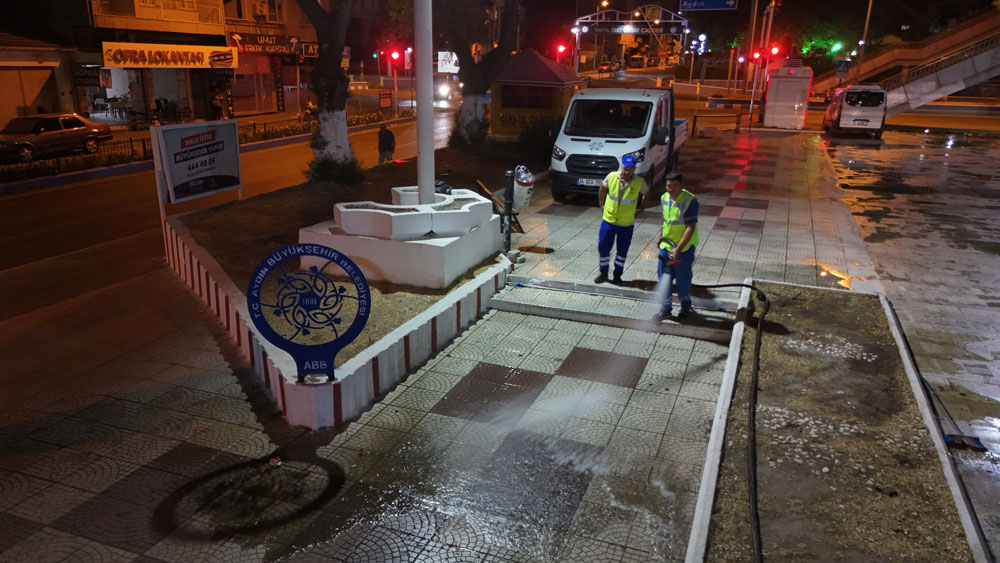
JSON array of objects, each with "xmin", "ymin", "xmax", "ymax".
[
  {"xmin": 453, "ymin": 94, "xmax": 488, "ymax": 146},
  {"xmin": 298, "ymin": 0, "xmax": 357, "ymax": 169}
]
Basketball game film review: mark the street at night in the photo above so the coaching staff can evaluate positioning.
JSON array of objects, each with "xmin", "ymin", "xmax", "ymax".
[{"xmin": 2, "ymin": 0, "xmax": 1000, "ymax": 561}]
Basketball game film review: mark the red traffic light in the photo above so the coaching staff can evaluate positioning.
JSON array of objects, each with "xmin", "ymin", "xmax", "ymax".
[
  {"xmin": 752, "ymin": 51, "xmax": 761, "ymax": 59},
  {"xmin": 770, "ymin": 46, "xmax": 779, "ymax": 55},
  {"xmin": 391, "ymin": 51, "xmax": 400, "ymax": 60},
  {"xmin": 557, "ymin": 44, "xmax": 566, "ymax": 53}
]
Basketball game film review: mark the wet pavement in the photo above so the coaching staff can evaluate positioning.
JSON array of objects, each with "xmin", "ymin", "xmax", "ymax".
[
  {"xmin": 823, "ymin": 130, "xmax": 1000, "ymax": 547},
  {"xmin": 2, "ymin": 127, "xmax": 999, "ymax": 561}
]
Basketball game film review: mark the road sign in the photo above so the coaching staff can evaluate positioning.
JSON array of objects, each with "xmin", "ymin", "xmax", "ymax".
[
  {"xmin": 835, "ymin": 60, "xmax": 850, "ymax": 79},
  {"xmin": 679, "ymin": 0, "xmax": 737, "ymax": 11}
]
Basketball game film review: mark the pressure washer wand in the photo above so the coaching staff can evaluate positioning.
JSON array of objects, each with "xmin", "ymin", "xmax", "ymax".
[{"xmin": 659, "ymin": 238, "xmax": 681, "ymax": 266}]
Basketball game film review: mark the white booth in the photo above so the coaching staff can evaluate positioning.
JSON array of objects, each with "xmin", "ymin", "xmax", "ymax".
[{"xmin": 762, "ymin": 62, "xmax": 813, "ymax": 130}]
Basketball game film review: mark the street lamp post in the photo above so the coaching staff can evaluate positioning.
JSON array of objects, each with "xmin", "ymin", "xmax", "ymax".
[
  {"xmin": 853, "ymin": 0, "xmax": 874, "ymax": 83},
  {"xmin": 597, "ymin": 0, "xmax": 608, "ymax": 65}
]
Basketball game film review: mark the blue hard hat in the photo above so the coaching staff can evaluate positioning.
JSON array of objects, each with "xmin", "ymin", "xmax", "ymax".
[{"xmin": 621, "ymin": 154, "xmax": 636, "ymax": 167}]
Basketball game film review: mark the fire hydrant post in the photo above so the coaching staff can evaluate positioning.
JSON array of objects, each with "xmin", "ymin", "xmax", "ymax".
[{"xmin": 503, "ymin": 170, "xmax": 514, "ymax": 254}]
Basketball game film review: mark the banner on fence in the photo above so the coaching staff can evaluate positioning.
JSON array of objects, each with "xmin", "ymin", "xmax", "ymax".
[{"xmin": 151, "ymin": 121, "xmax": 242, "ymax": 206}]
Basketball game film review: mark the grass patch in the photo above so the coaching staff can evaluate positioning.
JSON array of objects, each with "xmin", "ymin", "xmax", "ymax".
[
  {"xmin": 706, "ymin": 282, "xmax": 974, "ymax": 561},
  {"xmin": 180, "ymin": 145, "xmax": 548, "ymax": 369}
]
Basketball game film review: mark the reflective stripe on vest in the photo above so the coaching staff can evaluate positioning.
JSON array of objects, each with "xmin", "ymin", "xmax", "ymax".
[
  {"xmin": 660, "ymin": 190, "xmax": 699, "ymax": 251},
  {"xmin": 602, "ymin": 172, "xmax": 643, "ymax": 227}
]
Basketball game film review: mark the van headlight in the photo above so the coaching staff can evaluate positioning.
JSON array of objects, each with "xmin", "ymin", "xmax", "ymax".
[
  {"xmin": 628, "ymin": 148, "xmax": 645, "ymax": 163},
  {"xmin": 438, "ymin": 84, "xmax": 450, "ymax": 97},
  {"xmin": 552, "ymin": 144, "xmax": 567, "ymax": 161}
]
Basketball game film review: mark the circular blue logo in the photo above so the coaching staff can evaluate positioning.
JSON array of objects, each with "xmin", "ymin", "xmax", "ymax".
[{"xmin": 247, "ymin": 244, "xmax": 370, "ymax": 383}]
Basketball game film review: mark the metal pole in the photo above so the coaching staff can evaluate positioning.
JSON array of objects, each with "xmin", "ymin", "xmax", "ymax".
[
  {"xmin": 502, "ymin": 170, "xmax": 514, "ymax": 254},
  {"xmin": 689, "ymin": 51, "xmax": 695, "ymax": 83},
  {"xmin": 393, "ymin": 67, "xmax": 399, "ymax": 117},
  {"xmin": 854, "ymin": 0, "xmax": 874, "ymax": 83},
  {"xmin": 415, "ymin": 0, "xmax": 434, "ymax": 204},
  {"xmin": 744, "ymin": 0, "xmax": 760, "ymax": 93},
  {"xmin": 748, "ymin": 63, "xmax": 758, "ymax": 131},
  {"xmin": 727, "ymin": 49, "xmax": 734, "ymax": 92},
  {"xmin": 574, "ymin": 31, "xmax": 580, "ymax": 75}
]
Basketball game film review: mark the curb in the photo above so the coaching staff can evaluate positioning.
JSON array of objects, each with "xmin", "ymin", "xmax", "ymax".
[{"xmin": 0, "ymin": 116, "xmax": 417, "ymax": 196}]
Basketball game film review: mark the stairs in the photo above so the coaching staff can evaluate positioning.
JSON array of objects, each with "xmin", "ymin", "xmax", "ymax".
[
  {"xmin": 882, "ymin": 34, "xmax": 1000, "ymax": 117},
  {"xmin": 813, "ymin": 10, "xmax": 1000, "ymax": 94}
]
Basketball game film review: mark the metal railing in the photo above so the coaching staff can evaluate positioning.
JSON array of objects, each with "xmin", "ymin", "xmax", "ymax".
[
  {"xmin": 879, "ymin": 33, "xmax": 1000, "ymax": 92},
  {"xmin": 692, "ymin": 112, "xmax": 748, "ymax": 134},
  {"xmin": 813, "ymin": 9, "xmax": 1000, "ymax": 85}
]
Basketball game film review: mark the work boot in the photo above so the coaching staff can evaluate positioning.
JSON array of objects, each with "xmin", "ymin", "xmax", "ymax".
[
  {"xmin": 652, "ymin": 309, "xmax": 672, "ymax": 323},
  {"xmin": 611, "ymin": 274, "xmax": 624, "ymax": 286},
  {"xmin": 594, "ymin": 272, "xmax": 609, "ymax": 284}
]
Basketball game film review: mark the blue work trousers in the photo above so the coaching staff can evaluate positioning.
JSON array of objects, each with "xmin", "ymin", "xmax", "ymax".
[
  {"xmin": 657, "ymin": 245, "xmax": 696, "ymax": 313},
  {"xmin": 597, "ymin": 220, "xmax": 634, "ymax": 277}
]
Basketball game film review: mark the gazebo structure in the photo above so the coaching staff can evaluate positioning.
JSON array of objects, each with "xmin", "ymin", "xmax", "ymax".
[{"xmin": 489, "ymin": 48, "xmax": 583, "ymax": 141}]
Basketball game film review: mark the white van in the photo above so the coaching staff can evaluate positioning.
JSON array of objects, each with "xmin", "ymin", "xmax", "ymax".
[
  {"xmin": 822, "ymin": 85, "xmax": 887, "ymax": 138},
  {"xmin": 550, "ymin": 88, "xmax": 688, "ymax": 202}
]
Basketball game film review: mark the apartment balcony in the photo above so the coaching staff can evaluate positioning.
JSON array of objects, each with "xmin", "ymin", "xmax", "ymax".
[{"xmin": 93, "ymin": 0, "xmax": 225, "ymax": 36}]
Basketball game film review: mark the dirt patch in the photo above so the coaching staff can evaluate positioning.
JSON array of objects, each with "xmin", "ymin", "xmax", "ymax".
[
  {"xmin": 707, "ymin": 282, "xmax": 974, "ymax": 562},
  {"xmin": 180, "ymin": 146, "xmax": 548, "ymax": 369}
]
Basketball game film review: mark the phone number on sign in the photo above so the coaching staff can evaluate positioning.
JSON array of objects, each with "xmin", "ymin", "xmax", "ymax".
[{"xmin": 187, "ymin": 157, "xmax": 215, "ymax": 171}]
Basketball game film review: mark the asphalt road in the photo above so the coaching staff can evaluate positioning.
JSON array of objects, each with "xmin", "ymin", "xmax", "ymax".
[{"xmin": 0, "ymin": 108, "xmax": 454, "ymax": 321}]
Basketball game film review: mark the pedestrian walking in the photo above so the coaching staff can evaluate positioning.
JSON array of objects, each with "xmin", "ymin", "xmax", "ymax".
[
  {"xmin": 378, "ymin": 124, "xmax": 395, "ymax": 164},
  {"xmin": 653, "ymin": 171, "xmax": 699, "ymax": 321},
  {"xmin": 595, "ymin": 154, "xmax": 648, "ymax": 285}
]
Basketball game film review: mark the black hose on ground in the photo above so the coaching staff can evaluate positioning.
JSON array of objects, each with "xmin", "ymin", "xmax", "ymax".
[{"xmin": 686, "ymin": 281, "xmax": 769, "ymax": 562}]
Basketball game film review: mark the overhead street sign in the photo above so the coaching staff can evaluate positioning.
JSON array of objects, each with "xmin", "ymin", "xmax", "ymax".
[
  {"xmin": 680, "ymin": 0, "xmax": 737, "ymax": 11},
  {"xmin": 591, "ymin": 25, "xmax": 665, "ymax": 34}
]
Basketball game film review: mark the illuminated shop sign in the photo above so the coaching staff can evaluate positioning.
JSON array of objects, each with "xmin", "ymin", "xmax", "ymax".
[{"xmin": 101, "ymin": 42, "xmax": 238, "ymax": 69}]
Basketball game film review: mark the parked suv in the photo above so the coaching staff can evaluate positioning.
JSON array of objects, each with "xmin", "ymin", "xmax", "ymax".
[{"xmin": 0, "ymin": 113, "xmax": 113, "ymax": 162}]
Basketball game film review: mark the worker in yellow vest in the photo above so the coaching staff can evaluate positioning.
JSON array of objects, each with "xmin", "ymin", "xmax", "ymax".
[
  {"xmin": 595, "ymin": 154, "xmax": 649, "ymax": 285},
  {"xmin": 654, "ymin": 170, "xmax": 699, "ymax": 321}
]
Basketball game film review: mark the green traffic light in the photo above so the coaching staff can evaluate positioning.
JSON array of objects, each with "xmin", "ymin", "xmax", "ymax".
[{"xmin": 831, "ymin": 42, "xmax": 843, "ymax": 53}]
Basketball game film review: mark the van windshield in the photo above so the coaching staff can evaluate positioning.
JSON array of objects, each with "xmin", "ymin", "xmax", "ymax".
[
  {"xmin": 845, "ymin": 91, "xmax": 884, "ymax": 107},
  {"xmin": 563, "ymin": 100, "xmax": 652, "ymax": 138}
]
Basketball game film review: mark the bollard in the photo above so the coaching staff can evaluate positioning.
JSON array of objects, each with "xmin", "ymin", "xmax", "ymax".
[{"xmin": 502, "ymin": 170, "xmax": 514, "ymax": 254}]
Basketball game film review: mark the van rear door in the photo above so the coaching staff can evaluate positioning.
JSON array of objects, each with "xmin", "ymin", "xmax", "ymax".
[{"xmin": 840, "ymin": 90, "xmax": 885, "ymax": 130}]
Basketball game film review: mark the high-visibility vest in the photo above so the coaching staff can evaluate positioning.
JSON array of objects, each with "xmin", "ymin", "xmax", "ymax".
[
  {"xmin": 660, "ymin": 189, "xmax": 699, "ymax": 251},
  {"xmin": 602, "ymin": 172, "xmax": 643, "ymax": 227}
]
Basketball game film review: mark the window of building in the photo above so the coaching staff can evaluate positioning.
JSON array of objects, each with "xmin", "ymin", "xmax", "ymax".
[
  {"xmin": 249, "ymin": 0, "xmax": 283, "ymax": 22},
  {"xmin": 98, "ymin": 0, "xmax": 136, "ymax": 16},
  {"xmin": 502, "ymin": 85, "xmax": 554, "ymax": 109},
  {"xmin": 224, "ymin": 0, "xmax": 244, "ymax": 19}
]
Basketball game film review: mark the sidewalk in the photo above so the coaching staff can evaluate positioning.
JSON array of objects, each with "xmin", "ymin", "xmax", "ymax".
[{"xmin": 0, "ymin": 129, "xmax": 996, "ymax": 561}]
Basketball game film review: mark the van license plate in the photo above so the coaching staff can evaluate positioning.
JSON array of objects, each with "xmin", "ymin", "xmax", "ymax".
[{"xmin": 576, "ymin": 178, "xmax": 601, "ymax": 186}]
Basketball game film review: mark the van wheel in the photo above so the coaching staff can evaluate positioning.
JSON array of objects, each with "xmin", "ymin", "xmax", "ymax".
[{"xmin": 552, "ymin": 189, "xmax": 567, "ymax": 203}]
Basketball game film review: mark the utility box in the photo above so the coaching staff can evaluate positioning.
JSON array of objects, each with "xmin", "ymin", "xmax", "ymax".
[{"xmin": 762, "ymin": 63, "xmax": 813, "ymax": 129}]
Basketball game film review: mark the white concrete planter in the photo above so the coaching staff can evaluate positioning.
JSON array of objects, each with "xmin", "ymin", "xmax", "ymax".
[
  {"xmin": 335, "ymin": 188, "xmax": 493, "ymax": 241},
  {"xmin": 391, "ymin": 186, "xmax": 447, "ymax": 206},
  {"xmin": 430, "ymin": 196, "xmax": 493, "ymax": 237},
  {"xmin": 334, "ymin": 202, "xmax": 432, "ymax": 240}
]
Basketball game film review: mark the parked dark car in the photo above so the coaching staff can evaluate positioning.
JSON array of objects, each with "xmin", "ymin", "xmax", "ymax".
[{"xmin": 0, "ymin": 113, "xmax": 113, "ymax": 162}]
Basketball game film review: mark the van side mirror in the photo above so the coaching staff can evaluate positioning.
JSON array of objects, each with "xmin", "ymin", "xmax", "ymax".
[{"xmin": 653, "ymin": 127, "xmax": 668, "ymax": 146}]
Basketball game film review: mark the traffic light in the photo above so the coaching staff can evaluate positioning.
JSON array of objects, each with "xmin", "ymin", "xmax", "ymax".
[
  {"xmin": 753, "ymin": 51, "xmax": 761, "ymax": 60},
  {"xmin": 556, "ymin": 44, "xmax": 566, "ymax": 54},
  {"xmin": 770, "ymin": 46, "xmax": 779, "ymax": 55}
]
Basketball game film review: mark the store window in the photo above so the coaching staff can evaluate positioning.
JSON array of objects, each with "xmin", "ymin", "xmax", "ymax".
[{"xmin": 232, "ymin": 54, "xmax": 275, "ymax": 114}]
